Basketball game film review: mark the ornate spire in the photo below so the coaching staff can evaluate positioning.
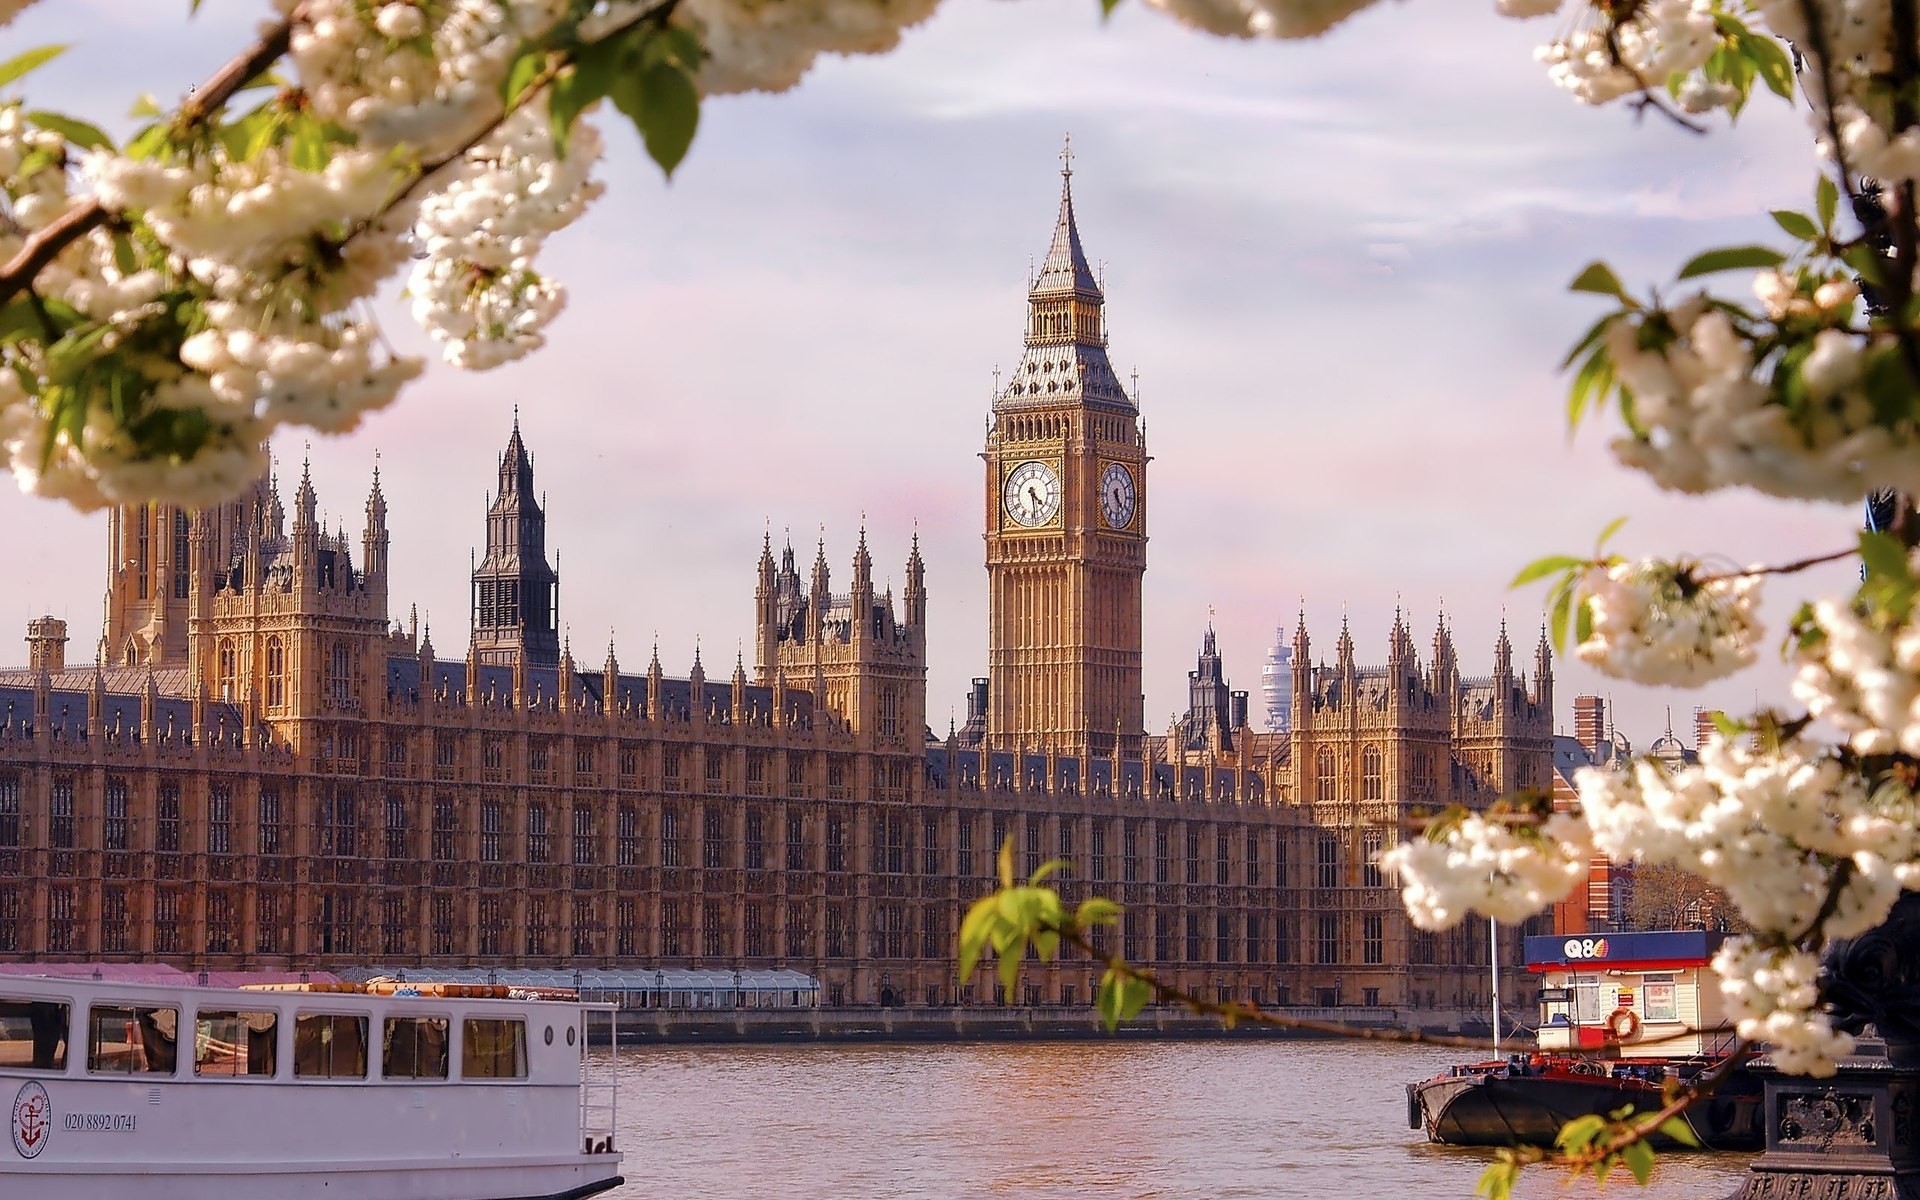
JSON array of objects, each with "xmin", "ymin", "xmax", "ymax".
[
  {"xmin": 1033, "ymin": 134, "xmax": 1100, "ymax": 298},
  {"xmin": 999, "ymin": 141, "xmax": 1129, "ymax": 411}
]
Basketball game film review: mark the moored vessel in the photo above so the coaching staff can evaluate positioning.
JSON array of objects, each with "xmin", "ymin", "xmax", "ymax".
[
  {"xmin": 1408, "ymin": 930, "xmax": 1762, "ymax": 1151},
  {"xmin": 0, "ymin": 964, "xmax": 623, "ymax": 1199}
]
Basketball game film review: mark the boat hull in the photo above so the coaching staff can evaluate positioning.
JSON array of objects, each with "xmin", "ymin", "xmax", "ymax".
[
  {"xmin": 1409, "ymin": 1064, "xmax": 1763, "ymax": 1152},
  {"xmin": 4, "ymin": 1157, "xmax": 622, "ymax": 1200}
]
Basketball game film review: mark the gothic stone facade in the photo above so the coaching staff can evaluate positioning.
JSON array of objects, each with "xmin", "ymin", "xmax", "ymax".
[{"xmin": 0, "ymin": 168, "xmax": 1551, "ymax": 1013}]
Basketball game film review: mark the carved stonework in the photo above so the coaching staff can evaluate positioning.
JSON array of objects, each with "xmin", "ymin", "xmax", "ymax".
[
  {"xmin": 1737, "ymin": 1177, "xmax": 1897, "ymax": 1200},
  {"xmin": 1780, "ymin": 1091, "xmax": 1879, "ymax": 1150}
]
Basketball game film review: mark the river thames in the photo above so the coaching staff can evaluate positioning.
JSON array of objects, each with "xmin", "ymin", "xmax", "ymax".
[{"xmin": 603, "ymin": 1039, "xmax": 1752, "ymax": 1198}]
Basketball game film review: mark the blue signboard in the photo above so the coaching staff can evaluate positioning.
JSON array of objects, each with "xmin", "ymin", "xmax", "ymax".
[{"xmin": 1524, "ymin": 930, "xmax": 1724, "ymax": 970}]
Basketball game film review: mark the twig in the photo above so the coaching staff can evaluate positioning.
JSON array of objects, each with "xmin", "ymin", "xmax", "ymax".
[
  {"xmin": 0, "ymin": 11, "xmax": 300, "ymax": 306},
  {"xmin": 1695, "ymin": 545, "xmax": 1857, "ymax": 581},
  {"xmin": 1565, "ymin": 1039, "xmax": 1757, "ymax": 1171}
]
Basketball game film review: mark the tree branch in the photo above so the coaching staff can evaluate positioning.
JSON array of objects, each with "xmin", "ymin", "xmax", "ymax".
[{"xmin": 0, "ymin": 11, "xmax": 300, "ymax": 307}]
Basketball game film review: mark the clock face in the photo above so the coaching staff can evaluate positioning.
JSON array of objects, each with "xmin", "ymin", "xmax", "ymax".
[
  {"xmin": 1003, "ymin": 460, "xmax": 1062, "ymax": 528},
  {"xmin": 1101, "ymin": 462, "xmax": 1136, "ymax": 529}
]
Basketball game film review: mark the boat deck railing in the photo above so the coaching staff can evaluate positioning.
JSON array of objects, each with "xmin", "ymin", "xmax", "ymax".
[{"xmin": 580, "ymin": 1004, "xmax": 619, "ymax": 1155}]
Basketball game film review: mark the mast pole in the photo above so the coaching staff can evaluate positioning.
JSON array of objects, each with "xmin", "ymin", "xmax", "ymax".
[{"xmin": 1490, "ymin": 917, "xmax": 1502, "ymax": 1053}]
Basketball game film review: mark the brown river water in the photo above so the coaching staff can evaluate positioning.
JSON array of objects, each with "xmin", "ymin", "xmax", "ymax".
[{"xmin": 602, "ymin": 1040, "xmax": 1754, "ymax": 1199}]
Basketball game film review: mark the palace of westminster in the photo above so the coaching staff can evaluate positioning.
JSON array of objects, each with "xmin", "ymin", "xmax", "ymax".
[{"xmin": 0, "ymin": 163, "xmax": 1555, "ymax": 1013}]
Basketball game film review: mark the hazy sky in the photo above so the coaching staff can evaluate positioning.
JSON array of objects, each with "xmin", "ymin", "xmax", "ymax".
[{"xmin": 0, "ymin": 0, "xmax": 1866, "ymax": 747}]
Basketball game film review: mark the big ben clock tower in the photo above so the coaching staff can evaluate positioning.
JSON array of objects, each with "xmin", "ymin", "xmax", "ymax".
[{"xmin": 985, "ymin": 144, "xmax": 1147, "ymax": 758}]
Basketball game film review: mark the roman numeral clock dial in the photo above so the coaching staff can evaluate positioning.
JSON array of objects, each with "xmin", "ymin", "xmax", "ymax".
[
  {"xmin": 1101, "ymin": 462, "xmax": 1135, "ymax": 529},
  {"xmin": 1003, "ymin": 460, "xmax": 1061, "ymax": 528}
]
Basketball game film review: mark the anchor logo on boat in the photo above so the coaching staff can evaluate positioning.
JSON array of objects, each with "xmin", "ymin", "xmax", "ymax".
[{"xmin": 11, "ymin": 1081, "xmax": 49, "ymax": 1159}]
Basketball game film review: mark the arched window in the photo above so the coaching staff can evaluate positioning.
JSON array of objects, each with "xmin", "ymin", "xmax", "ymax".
[
  {"xmin": 1315, "ymin": 748, "xmax": 1336, "ymax": 803},
  {"xmin": 328, "ymin": 640, "xmax": 352, "ymax": 706},
  {"xmin": 265, "ymin": 637, "xmax": 285, "ymax": 709},
  {"xmin": 1362, "ymin": 746, "xmax": 1383, "ymax": 801},
  {"xmin": 217, "ymin": 640, "xmax": 237, "ymax": 702}
]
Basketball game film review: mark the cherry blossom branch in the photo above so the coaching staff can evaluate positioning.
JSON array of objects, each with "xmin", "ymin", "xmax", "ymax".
[
  {"xmin": 0, "ymin": 11, "xmax": 300, "ymax": 306},
  {"xmin": 1600, "ymin": 18, "xmax": 1707, "ymax": 136},
  {"xmin": 1562, "ymin": 1039, "xmax": 1757, "ymax": 1172},
  {"xmin": 341, "ymin": 0, "xmax": 678, "ymax": 249},
  {"xmin": 1695, "ymin": 545, "xmax": 1858, "ymax": 582}
]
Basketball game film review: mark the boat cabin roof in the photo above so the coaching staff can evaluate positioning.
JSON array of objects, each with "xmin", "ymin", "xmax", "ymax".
[{"xmin": 1524, "ymin": 931, "xmax": 1725, "ymax": 973}]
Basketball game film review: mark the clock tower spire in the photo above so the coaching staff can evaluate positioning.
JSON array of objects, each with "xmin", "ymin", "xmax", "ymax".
[{"xmin": 983, "ymin": 144, "xmax": 1147, "ymax": 759}]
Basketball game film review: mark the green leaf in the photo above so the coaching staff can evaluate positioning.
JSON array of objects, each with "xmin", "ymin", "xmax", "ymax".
[
  {"xmin": 501, "ymin": 49, "xmax": 550, "ymax": 111},
  {"xmin": 124, "ymin": 122, "xmax": 172, "ymax": 162},
  {"xmin": 1028, "ymin": 858, "xmax": 1069, "ymax": 885},
  {"xmin": 1622, "ymin": 1138, "xmax": 1657, "ymax": 1185},
  {"xmin": 1567, "ymin": 343, "xmax": 1617, "ymax": 430},
  {"xmin": 957, "ymin": 895, "xmax": 996, "ymax": 985},
  {"xmin": 1739, "ymin": 29, "xmax": 1795, "ymax": 100},
  {"xmin": 1771, "ymin": 209, "xmax": 1819, "ymax": 242},
  {"xmin": 1474, "ymin": 1159, "xmax": 1520, "ymax": 1200},
  {"xmin": 997, "ymin": 836, "xmax": 1014, "ymax": 890},
  {"xmin": 1569, "ymin": 261, "xmax": 1630, "ymax": 300},
  {"xmin": 1594, "ymin": 515, "xmax": 1629, "ymax": 552},
  {"xmin": 1095, "ymin": 969, "xmax": 1150, "ymax": 1031},
  {"xmin": 1510, "ymin": 555, "xmax": 1584, "ymax": 589},
  {"xmin": 128, "ymin": 93, "xmax": 162, "ymax": 119},
  {"xmin": 1075, "ymin": 897, "xmax": 1122, "ymax": 929},
  {"xmin": 1100, "ymin": 0, "xmax": 1125, "ymax": 15},
  {"xmin": 289, "ymin": 116, "xmax": 327, "ymax": 172},
  {"xmin": 1817, "ymin": 176, "xmax": 1839, "ymax": 234},
  {"xmin": 1549, "ymin": 578, "xmax": 1574, "ymax": 655},
  {"xmin": 1555, "ymin": 1113, "xmax": 1609, "ymax": 1153},
  {"xmin": 111, "ymin": 231, "xmax": 137, "ymax": 277},
  {"xmin": 1558, "ymin": 312, "xmax": 1619, "ymax": 373},
  {"xmin": 1860, "ymin": 529, "xmax": 1912, "ymax": 584},
  {"xmin": 1676, "ymin": 245, "xmax": 1786, "ymax": 280},
  {"xmin": 27, "ymin": 111, "xmax": 113, "ymax": 153},
  {"xmin": 1657, "ymin": 1116, "xmax": 1702, "ymax": 1148},
  {"xmin": 0, "ymin": 45, "xmax": 68, "ymax": 93},
  {"xmin": 1572, "ymin": 593, "xmax": 1594, "ymax": 647},
  {"xmin": 626, "ymin": 60, "xmax": 699, "ymax": 177}
]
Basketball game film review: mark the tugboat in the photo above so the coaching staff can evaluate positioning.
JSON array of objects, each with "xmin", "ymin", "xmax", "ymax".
[{"xmin": 1407, "ymin": 930, "xmax": 1763, "ymax": 1151}]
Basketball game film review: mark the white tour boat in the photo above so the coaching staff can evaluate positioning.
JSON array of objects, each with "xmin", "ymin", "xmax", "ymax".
[{"xmin": 0, "ymin": 966, "xmax": 623, "ymax": 1199}]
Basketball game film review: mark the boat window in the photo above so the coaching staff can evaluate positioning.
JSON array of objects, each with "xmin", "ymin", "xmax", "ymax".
[
  {"xmin": 194, "ymin": 1010, "xmax": 277, "ymax": 1077},
  {"xmin": 87, "ymin": 1005, "xmax": 178, "ymax": 1075},
  {"xmin": 0, "ymin": 997, "xmax": 69, "ymax": 1071},
  {"xmin": 294, "ymin": 1013, "xmax": 369, "ymax": 1080},
  {"xmin": 1572, "ymin": 980, "xmax": 1604, "ymax": 1025},
  {"xmin": 384, "ymin": 1016, "xmax": 449, "ymax": 1080},
  {"xmin": 1643, "ymin": 978, "xmax": 1679, "ymax": 1022},
  {"xmin": 461, "ymin": 1018, "xmax": 527, "ymax": 1079}
]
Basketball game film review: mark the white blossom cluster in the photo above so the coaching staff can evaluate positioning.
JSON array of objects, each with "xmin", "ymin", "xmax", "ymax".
[
  {"xmin": 1713, "ymin": 938, "xmax": 1855, "ymax": 1077},
  {"xmin": 0, "ymin": 104, "xmax": 283, "ymax": 508},
  {"xmin": 1793, "ymin": 594, "xmax": 1920, "ymax": 757},
  {"xmin": 674, "ymin": 0, "xmax": 944, "ymax": 95},
  {"xmin": 1579, "ymin": 736, "xmax": 1920, "ymax": 1075},
  {"xmin": 1580, "ymin": 738, "xmax": 1919, "ymax": 939},
  {"xmin": 1602, "ymin": 287, "xmax": 1920, "ymax": 503},
  {"xmin": 1527, "ymin": 0, "xmax": 1722, "ymax": 109},
  {"xmin": 278, "ymin": 0, "xmax": 565, "ymax": 157},
  {"xmin": 409, "ymin": 99, "xmax": 605, "ymax": 368},
  {"xmin": 1574, "ymin": 558, "xmax": 1763, "ymax": 688},
  {"xmin": 1379, "ymin": 812, "xmax": 1593, "ymax": 930}
]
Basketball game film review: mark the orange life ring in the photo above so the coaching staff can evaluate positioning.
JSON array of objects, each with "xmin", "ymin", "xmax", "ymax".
[{"xmin": 1606, "ymin": 1008, "xmax": 1641, "ymax": 1041}]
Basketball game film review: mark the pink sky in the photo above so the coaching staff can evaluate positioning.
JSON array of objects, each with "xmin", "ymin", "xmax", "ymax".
[{"xmin": 0, "ymin": 0, "xmax": 1864, "ymax": 747}]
